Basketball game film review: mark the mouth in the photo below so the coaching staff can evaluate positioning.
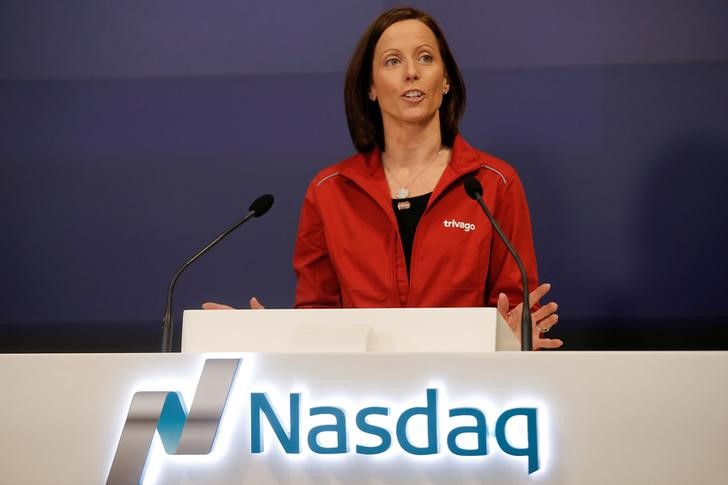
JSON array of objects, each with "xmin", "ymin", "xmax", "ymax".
[{"xmin": 401, "ymin": 90, "xmax": 425, "ymax": 102}]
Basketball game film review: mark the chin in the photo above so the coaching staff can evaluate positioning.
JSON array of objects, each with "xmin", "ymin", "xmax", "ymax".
[{"xmin": 398, "ymin": 110, "xmax": 439, "ymax": 125}]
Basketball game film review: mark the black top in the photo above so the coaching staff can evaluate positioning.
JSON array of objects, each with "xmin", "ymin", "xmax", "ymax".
[{"xmin": 392, "ymin": 192, "xmax": 431, "ymax": 276}]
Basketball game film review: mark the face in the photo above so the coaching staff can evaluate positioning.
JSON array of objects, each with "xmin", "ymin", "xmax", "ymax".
[{"xmin": 369, "ymin": 19, "xmax": 450, "ymax": 129}]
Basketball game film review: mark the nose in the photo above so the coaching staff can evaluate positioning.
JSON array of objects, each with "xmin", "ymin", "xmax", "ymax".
[{"xmin": 405, "ymin": 60, "xmax": 420, "ymax": 81}]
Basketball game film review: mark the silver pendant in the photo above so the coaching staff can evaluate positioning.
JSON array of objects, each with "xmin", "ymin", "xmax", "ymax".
[
  {"xmin": 396, "ymin": 187, "xmax": 409, "ymax": 199},
  {"xmin": 397, "ymin": 200, "xmax": 411, "ymax": 211}
]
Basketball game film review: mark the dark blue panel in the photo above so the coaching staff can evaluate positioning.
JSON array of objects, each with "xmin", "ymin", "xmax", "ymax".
[
  {"xmin": 0, "ymin": 74, "xmax": 353, "ymax": 324},
  {"xmin": 1, "ymin": 1, "xmax": 727, "ymax": 351}
]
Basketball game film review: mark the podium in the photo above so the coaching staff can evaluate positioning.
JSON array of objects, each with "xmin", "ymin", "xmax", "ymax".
[
  {"xmin": 181, "ymin": 307, "xmax": 520, "ymax": 352},
  {"xmin": 0, "ymin": 309, "xmax": 727, "ymax": 484}
]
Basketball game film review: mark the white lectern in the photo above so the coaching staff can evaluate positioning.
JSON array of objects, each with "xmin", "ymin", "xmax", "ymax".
[
  {"xmin": 0, "ymin": 309, "xmax": 726, "ymax": 485},
  {"xmin": 181, "ymin": 307, "xmax": 520, "ymax": 352}
]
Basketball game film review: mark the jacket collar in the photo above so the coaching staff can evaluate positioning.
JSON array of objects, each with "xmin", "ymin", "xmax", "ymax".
[
  {"xmin": 448, "ymin": 134, "xmax": 484, "ymax": 175},
  {"xmin": 341, "ymin": 134, "xmax": 481, "ymax": 179},
  {"xmin": 338, "ymin": 134, "xmax": 482, "ymax": 213}
]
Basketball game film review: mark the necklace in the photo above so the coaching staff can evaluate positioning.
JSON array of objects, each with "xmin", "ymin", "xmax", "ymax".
[{"xmin": 383, "ymin": 147, "xmax": 443, "ymax": 199}]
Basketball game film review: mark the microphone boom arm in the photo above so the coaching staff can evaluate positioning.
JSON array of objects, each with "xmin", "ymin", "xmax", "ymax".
[
  {"xmin": 160, "ymin": 209, "xmax": 256, "ymax": 352},
  {"xmin": 160, "ymin": 193, "xmax": 274, "ymax": 353},
  {"xmin": 464, "ymin": 178, "xmax": 533, "ymax": 351}
]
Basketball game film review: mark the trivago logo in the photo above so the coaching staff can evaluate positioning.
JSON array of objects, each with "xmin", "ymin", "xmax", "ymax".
[{"xmin": 107, "ymin": 359, "xmax": 542, "ymax": 484}]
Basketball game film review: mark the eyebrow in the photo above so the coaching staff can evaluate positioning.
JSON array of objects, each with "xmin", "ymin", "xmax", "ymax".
[{"xmin": 378, "ymin": 43, "xmax": 436, "ymax": 58}]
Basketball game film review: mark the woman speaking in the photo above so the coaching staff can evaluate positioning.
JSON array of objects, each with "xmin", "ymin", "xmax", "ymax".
[{"xmin": 207, "ymin": 7, "xmax": 562, "ymax": 350}]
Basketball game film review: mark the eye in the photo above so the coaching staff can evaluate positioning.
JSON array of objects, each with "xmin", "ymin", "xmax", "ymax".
[
  {"xmin": 419, "ymin": 53, "xmax": 434, "ymax": 63},
  {"xmin": 384, "ymin": 57, "xmax": 400, "ymax": 66}
]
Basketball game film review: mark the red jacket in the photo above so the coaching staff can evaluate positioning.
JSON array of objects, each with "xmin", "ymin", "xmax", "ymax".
[{"xmin": 293, "ymin": 135, "xmax": 539, "ymax": 309}]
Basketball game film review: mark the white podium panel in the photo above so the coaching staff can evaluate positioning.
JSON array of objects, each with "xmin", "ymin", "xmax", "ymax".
[
  {"xmin": 181, "ymin": 307, "xmax": 520, "ymax": 352},
  {"xmin": 1, "ymin": 352, "xmax": 727, "ymax": 485}
]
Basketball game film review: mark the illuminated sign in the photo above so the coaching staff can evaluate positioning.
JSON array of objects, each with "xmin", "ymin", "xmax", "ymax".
[
  {"xmin": 251, "ymin": 388, "xmax": 539, "ymax": 471},
  {"xmin": 106, "ymin": 359, "xmax": 240, "ymax": 484},
  {"xmin": 106, "ymin": 359, "xmax": 542, "ymax": 484}
]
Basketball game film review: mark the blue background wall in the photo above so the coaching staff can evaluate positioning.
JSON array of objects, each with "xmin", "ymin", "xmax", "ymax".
[{"xmin": 2, "ymin": 0, "xmax": 727, "ymax": 351}]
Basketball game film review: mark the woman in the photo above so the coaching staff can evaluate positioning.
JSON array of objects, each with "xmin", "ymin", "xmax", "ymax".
[{"xmin": 208, "ymin": 7, "xmax": 562, "ymax": 349}]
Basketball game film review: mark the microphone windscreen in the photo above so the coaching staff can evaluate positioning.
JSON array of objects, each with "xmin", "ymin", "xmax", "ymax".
[
  {"xmin": 249, "ymin": 194, "xmax": 274, "ymax": 217},
  {"xmin": 463, "ymin": 177, "xmax": 483, "ymax": 200}
]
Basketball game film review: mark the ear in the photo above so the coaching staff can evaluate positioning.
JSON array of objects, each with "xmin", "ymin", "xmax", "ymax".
[
  {"xmin": 368, "ymin": 87, "xmax": 377, "ymax": 102},
  {"xmin": 443, "ymin": 78, "xmax": 450, "ymax": 95}
]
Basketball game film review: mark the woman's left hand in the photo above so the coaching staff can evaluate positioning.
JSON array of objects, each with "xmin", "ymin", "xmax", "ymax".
[{"xmin": 497, "ymin": 283, "xmax": 563, "ymax": 350}]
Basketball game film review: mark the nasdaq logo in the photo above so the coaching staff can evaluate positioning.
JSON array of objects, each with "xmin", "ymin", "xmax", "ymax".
[
  {"xmin": 107, "ymin": 358, "xmax": 541, "ymax": 483},
  {"xmin": 251, "ymin": 388, "xmax": 540, "ymax": 473},
  {"xmin": 106, "ymin": 359, "xmax": 240, "ymax": 484}
]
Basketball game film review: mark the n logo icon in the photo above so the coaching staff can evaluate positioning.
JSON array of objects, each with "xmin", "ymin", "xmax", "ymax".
[{"xmin": 106, "ymin": 359, "xmax": 240, "ymax": 484}]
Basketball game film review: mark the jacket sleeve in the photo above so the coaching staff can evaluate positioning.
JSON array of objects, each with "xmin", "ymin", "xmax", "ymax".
[
  {"xmin": 293, "ymin": 181, "xmax": 343, "ymax": 308},
  {"xmin": 484, "ymin": 172, "xmax": 540, "ymax": 309}
]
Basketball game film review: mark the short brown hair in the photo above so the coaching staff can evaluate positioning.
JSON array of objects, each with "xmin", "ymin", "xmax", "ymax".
[{"xmin": 344, "ymin": 7, "xmax": 466, "ymax": 153}]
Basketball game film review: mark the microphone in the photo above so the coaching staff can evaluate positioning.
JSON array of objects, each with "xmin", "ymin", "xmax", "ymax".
[
  {"xmin": 463, "ymin": 177, "xmax": 533, "ymax": 351},
  {"xmin": 160, "ymin": 194, "xmax": 275, "ymax": 352}
]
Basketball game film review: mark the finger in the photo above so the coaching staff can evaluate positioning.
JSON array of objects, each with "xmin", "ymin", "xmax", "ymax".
[
  {"xmin": 528, "ymin": 283, "xmax": 552, "ymax": 308},
  {"xmin": 249, "ymin": 297, "xmax": 265, "ymax": 310},
  {"xmin": 535, "ymin": 314, "xmax": 559, "ymax": 332},
  {"xmin": 534, "ymin": 338, "xmax": 563, "ymax": 350},
  {"xmin": 497, "ymin": 292, "xmax": 510, "ymax": 319},
  {"xmin": 202, "ymin": 301, "xmax": 234, "ymax": 310},
  {"xmin": 532, "ymin": 302, "xmax": 558, "ymax": 323}
]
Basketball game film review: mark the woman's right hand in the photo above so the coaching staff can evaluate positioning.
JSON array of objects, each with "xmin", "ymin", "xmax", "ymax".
[{"xmin": 201, "ymin": 297, "xmax": 265, "ymax": 310}]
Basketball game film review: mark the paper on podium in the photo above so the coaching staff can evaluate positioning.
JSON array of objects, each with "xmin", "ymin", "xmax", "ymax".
[{"xmin": 181, "ymin": 307, "xmax": 519, "ymax": 353}]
